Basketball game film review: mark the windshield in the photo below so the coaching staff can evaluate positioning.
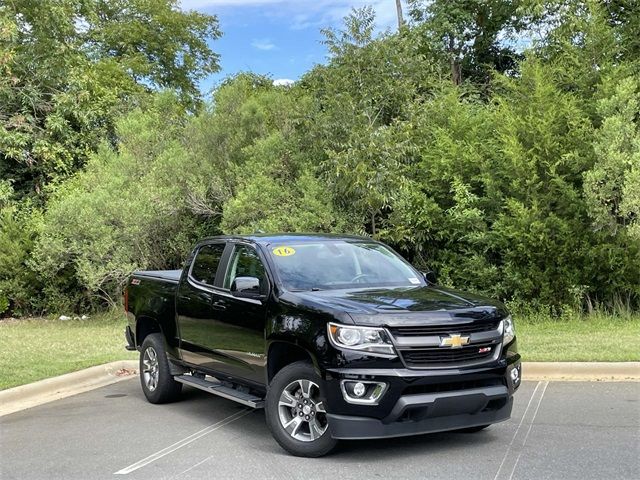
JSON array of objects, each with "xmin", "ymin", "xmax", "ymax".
[{"xmin": 267, "ymin": 241, "xmax": 424, "ymax": 291}]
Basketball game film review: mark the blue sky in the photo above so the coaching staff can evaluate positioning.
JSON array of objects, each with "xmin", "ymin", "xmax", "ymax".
[{"xmin": 179, "ymin": 1, "xmax": 406, "ymax": 94}]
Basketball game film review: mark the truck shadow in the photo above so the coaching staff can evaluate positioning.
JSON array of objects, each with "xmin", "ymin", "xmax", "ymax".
[{"xmin": 142, "ymin": 386, "xmax": 506, "ymax": 461}]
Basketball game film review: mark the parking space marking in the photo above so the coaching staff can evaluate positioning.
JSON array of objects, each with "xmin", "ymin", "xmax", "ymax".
[
  {"xmin": 494, "ymin": 381, "xmax": 549, "ymax": 480},
  {"xmin": 175, "ymin": 454, "xmax": 214, "ymax": 477},
  {"xmin": 113, "ymin": 409, "xmax": 252, "ymax": 475}
]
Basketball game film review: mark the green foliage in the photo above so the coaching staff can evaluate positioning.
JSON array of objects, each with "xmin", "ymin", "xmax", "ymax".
[
  {"xmin": 0, "ymin": 186, "xmax": 41, "ymax": 315},
  {"xmin": 189, "ymin": 73, "xmax": 355, "ymax": 234},
  {"xmin": 407, "ymin": 0, "xmax": 528, "ymax": 85},
  {"xmin": 32, "ymin": 93, "xmax": 208, "ymax": 311},
  {"xmin": 3, "ymin": 2, "xmax": 640, "ymax": 315},
  {"xmin": 584, "ymin": 76, "xmax": 640, "ymax": 239},
  {"xmin": 221, "ymin": 131, "xmax": 352, "ymax": 234},
  {"xmin": 0, "ymin": 0, "xmax": 220, "ymax": 197}
]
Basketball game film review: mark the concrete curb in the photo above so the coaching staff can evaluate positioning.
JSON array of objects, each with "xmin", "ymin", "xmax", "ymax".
[
  {"xmin": 1, "ymin": 361, "xmax": 638, "ymax": 417},
  {"xmin": 0, "ymin": 360, "xmax": 138, "ymax": 417},
  {"xmin": 523, "ymin": 362, "xmax": 640, "ymax": 382}
]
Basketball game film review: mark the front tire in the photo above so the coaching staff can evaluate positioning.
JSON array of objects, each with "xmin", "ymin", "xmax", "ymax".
[
  {"xmin": 265, "ymin": 361, "xmax": 338, "ymax": 457},
  {"xmin": 139, "ymin": 333, "xmax": 182, "ymax": 404}
]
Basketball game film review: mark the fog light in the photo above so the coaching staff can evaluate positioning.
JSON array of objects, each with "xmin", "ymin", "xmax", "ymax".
[
  {"xmin": 510, "ymin": 366, "xmax": 520, "ymax": 383},
  {"xmin": 340, "ymin": 380, "xmax": 388, "ymax": 405},
  {"xmin": 353, "ymin": 382, "xmax": 366, "ymax": 397}
]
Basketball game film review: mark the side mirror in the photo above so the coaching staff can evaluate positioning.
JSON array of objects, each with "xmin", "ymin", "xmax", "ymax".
[
  {"xmin": 422, "ymin": 270, "xmax": 437, "ymax": 284},
  {"xmin": 231, "ymin": 276, "xmax": 263, "ymax": 299}
]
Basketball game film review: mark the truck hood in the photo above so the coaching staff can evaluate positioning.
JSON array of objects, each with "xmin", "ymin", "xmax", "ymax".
[{"xmin": 286, "ymin": 286, "xmax": 508, "ymax": 327}]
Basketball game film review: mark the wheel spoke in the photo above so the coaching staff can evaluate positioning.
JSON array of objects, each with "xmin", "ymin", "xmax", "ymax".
[
  {"xmin": 309, "ymin": 419, "xmax": 324, "ymax": 440},
  {"xmin": 283, "ymin": 416, "xmax": 304, "ymax": 437},
  {"xmin": 298, "ymin": 379, "xmax": 312, "ymax": 398},
  {"xmin": 279, "ymin": 390, "xmax": 297, "ymax": 408},
  {"xmin": 315, "ymin": 401, "xmax": 326, "ymax": 413}
]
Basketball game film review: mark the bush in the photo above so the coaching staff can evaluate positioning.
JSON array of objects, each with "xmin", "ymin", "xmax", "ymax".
[
  {"xmin": 0, "ymin": 185, "xmax": 41, "ymax": 315},
  {"xmin": 32, "ymin": 93, "xmax": 211, "ymax": 311}
]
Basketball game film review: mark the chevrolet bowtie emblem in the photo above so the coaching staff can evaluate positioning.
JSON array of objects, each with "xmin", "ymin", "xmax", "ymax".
[{"xmin": 440, "ymin": 334, "xmax": 470, "ymax": 348}]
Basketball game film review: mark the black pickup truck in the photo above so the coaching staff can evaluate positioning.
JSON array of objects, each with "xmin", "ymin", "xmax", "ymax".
[{"xmin": 125, "ymin": 234, "xmax": 521, "ymax": 457}]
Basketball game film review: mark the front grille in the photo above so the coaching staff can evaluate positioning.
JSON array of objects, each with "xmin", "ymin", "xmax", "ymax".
[
  {"xmin": 389, "ymin": 321, "xmax": 499, "ymax": 337},
  {"xmin": 400, "ymin": 343, "xmax": 496, "ymax": 367}
]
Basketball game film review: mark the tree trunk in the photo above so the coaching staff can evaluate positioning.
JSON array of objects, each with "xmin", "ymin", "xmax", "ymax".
[
  {"xmin": 451, "ymin": 57, "xmax": 462, "ymax": 85},
  {"xmin": 448, "ymin": 35, "xmax": 461, "ymax": 85}
]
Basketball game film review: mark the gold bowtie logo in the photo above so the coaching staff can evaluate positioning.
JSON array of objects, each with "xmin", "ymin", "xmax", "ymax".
[{"xmin": 440, "ymin": 334, "xmax": 470, "ymax": 348}]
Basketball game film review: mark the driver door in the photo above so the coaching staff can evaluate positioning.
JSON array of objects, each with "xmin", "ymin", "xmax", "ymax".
[{"xmin": 208, "ymin": 242, "xmax": 270, "ymax": 384}]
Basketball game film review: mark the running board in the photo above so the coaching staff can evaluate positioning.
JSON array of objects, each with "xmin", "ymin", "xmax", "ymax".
[{"xmin": 174, "ymin": 374, "xmax": 264, "ymax": 409}]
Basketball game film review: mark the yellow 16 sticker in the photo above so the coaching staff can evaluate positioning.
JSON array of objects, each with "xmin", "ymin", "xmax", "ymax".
[{"xmin": 273, "ymin": 246, "xmax": 296, "ymax": 257}]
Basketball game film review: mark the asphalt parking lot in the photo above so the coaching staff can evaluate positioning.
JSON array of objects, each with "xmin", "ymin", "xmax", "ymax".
[{"xmin": 1, "ymin": 379, "xmax": 638, "ymax": 480}]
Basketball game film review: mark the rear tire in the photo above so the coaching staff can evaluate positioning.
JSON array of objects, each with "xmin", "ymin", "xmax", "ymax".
[
  {"xmin": 139, "ymin": 333, "xmax": 182, "ymax": 404},
  {"xmin": 265, "ymin": 361, "xmax": 338, "ymax": 457}
]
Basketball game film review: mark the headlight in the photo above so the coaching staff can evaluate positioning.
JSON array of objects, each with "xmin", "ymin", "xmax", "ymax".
[
  {"xmin": 501, "ymin": 315, "xmax": 515, "ymax": 344},
  {"xmin": 328, "ymin": 323, "xmax": 396, "ymax": 357}
]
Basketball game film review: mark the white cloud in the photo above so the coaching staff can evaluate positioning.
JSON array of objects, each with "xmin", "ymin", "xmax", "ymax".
[
  {"xmin": 180, "ymin": 0, "xmax": 287, "ymax": 7},
  {"xmin": 179, "ymin": 0, "xmax": 406, "ymax": 32},
  {"xmin": 251, "ymin": 38, "xmax": 277, "ymax": 50},
  {"xmin": 273, "ymin": 78, "xmax": 295, "ymax": 87}
]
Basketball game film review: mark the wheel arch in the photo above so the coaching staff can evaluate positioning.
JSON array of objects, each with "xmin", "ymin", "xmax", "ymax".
[
  {"xmin": 135, "ymin": 315, "xmax": 163, "ymax": 347},
  {"xmin": 266, "ymin": 340, "xmax": 320, "ymax": 384}
]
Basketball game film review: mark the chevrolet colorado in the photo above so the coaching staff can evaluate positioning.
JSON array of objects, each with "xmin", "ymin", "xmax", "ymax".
[{"xmin": 124, "ymin": 234, "xmax": 521, "ymax": 457}]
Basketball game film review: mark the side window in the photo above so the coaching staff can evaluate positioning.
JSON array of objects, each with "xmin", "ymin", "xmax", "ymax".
[
  {"xmin": 190, "ymin": 244, "xmax": 225, "ymax": 285},
  {"xmin": 224, "ymin": 244, "xmax": 267, "ymax": 292}
]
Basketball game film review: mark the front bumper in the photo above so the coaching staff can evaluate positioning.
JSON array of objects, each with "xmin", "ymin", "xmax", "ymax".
[
  {"xmin": 322, "ymin": 352, "xmax": 521, "ymax": 440},
  {"xmin": 327, "ymin": 385, "xmax": 512, "ymax": 439}
]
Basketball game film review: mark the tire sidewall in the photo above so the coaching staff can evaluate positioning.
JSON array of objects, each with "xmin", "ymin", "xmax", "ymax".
[{"xmin": 265, "ymin": 361, "xmax": 337, "ymax": 457}]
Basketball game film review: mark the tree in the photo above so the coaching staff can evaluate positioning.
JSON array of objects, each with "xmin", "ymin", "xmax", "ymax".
[
  {"xmin": 407, "ymin": 0, "xmax": 527, "ymax": 85},
  {"xmin": 303, "ymin": 8, "xmax": 436, "ymax": 234},
  {"xmin": 31, "ymin": 93, "xmax": 205, "ymax": 310},
  {"xmin": 0, "ymin": 0, "xmax": 220, "ymax": 197},
  {"xmin": 584, "ymin": 76, "xmax": 640, "ymax": 239}
]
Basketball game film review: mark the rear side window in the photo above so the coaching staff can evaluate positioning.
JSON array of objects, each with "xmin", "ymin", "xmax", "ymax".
[{"xmin": 190, "ymin": 244, "xmax": 225, "ymax": 285}]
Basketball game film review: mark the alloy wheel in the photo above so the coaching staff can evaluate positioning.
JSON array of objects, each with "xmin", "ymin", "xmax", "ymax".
[
  {"xmin": 142, "ymin": 346, "xmax": 159, "ymax": 392},
  {"xmin": 277, "ymin": 379, "xmax": 328, "ymax": 442}
]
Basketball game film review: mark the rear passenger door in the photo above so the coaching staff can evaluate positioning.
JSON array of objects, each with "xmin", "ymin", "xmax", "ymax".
[{"xmin": 175, "ymin": 241, "xmax": 229, "ymax": 370}]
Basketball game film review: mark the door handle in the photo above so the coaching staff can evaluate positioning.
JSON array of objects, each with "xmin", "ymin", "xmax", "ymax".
[{"xmin": 211, "ymin": 299, "xmax": 228, "ymax": 311}]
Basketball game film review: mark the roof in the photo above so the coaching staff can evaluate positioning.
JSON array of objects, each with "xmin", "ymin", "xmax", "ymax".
[{"xmin": 200, "ymin": 233, "xmax": 375, "ymax": 245}]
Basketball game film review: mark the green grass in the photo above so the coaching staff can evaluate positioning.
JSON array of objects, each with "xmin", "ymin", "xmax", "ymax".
[
  {"xmin": 0, "ymin": 310, "xmax": 638, "ymax": 391},
  {"xmin": 0, "ymin": 311, "xmax": 136, "ymax": 390},
  {"xmin": 517, "ymin": 314, "xmax": 640, "ymax": 362}
]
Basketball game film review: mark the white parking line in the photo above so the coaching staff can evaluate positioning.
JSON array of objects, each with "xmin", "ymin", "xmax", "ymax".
[
  {"xmin": 175, "ymin": 454, "xmax": 214, "ymax": 477},
  {"xmin": 494, "ymin": 381, "xmax": 549, "ymax": 480},
  {"xmin": 113, "ymin": 409, "xmax": 252, "ymax": 475}
]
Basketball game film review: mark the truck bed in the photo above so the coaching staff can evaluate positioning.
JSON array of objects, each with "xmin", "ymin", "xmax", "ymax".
[{"xmin": 132, "ymin": 269, "xmax": 182, "ymax": 283}]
